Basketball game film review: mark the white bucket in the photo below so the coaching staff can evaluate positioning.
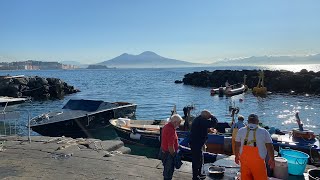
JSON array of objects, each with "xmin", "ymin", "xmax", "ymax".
[
  {"xmin": 273, "ymin": 157, "xmax": 288, "ymax": 180},
  {"xmin": 130, "ymin": 133, "xmax": 141, "ymax": 140},
  {"xmin": 117, "ymin": 118, "xmax": 130, "ymax": 126}
]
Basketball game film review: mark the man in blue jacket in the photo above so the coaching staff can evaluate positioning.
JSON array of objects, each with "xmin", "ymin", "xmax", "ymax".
[{"xmin": 190, "ymin": 110, "xmax": 218, "ymax": 180}]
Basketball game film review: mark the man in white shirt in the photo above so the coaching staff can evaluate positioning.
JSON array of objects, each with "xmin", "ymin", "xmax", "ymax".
[{"xmin": 234, "ymin": 114, "xmax": 275, "ymax": 180}]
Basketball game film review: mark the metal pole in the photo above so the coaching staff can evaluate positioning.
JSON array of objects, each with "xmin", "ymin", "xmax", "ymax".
[
  {"xmin": 28, "ymin": 111, "xmax": 31, "ymax": 143},
  {"xmin": 14, "ymin": 118, "xmax": 17, "ymax": 135},
  {"xmin": 9, "ymin": 113, "xmax": 12, "ymax": 135},
  {"xmin": 3, "ymin": 114, "xmax": 6, "ymax": 135}
]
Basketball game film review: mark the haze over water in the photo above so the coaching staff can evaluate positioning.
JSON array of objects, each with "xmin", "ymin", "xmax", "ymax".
[{"xmin": 1, "ymin": 64, "xmax": 319, "ymax": 136}]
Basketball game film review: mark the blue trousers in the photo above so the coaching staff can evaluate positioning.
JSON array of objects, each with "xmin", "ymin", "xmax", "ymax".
[{"xmin": 161, "ymin": 151, "xmax": 175, "ymax": 180}]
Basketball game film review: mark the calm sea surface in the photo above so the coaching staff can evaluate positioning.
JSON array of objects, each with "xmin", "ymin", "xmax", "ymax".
[{"xmin": 1, "ymin": 65, "xmax": 320, "ymax": 156}]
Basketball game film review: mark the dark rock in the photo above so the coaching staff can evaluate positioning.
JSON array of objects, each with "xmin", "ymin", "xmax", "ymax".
[
  {"xmin": 47, "ymin": 78, "xmax": 62, "ymax": 85},
  {"xmin": 0, "ymin": 76, "xmax": 79, "ymax": 100},
  {"xmin": 13, "ymin": 77, "xmax": 28, "ymax": 85},
  {"xmin": 182, "ymin": 70, "xmax": 320, "ymax": 95},
  {"xmin": 310, "ymin": 77, "xmax": 320, "ymax": 91},
  {"xmin": 300, "ymin": 69, "xmax": 308, "ymax": 74},
  {"xmin": 174, "ymin": 80, "xmax": 183, "ymax": 84},
  {"xmin": 35, "ymin": 77, "xmax": 48, "ymax": 86}
]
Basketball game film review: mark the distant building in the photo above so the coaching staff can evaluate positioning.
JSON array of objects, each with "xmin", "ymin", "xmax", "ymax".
[
  {"xmin": 24, "ymin": 65, "xmax": 40, "ymax": 70},
  {"xmin": 0, "ymin": 60, "xmax": 73, "ymax": 70},
  {"xmin": 62, "ymin": 64, "xmax": 77, "ymax": 69}
]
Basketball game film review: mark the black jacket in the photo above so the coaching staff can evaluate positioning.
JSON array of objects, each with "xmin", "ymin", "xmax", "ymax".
[{"xmin": 190, "ymin": 115, "xmax": 218, "ymax": 149}]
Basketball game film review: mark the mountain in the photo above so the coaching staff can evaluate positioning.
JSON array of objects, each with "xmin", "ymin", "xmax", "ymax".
[
  {"xmin": 98, "ymin": 51, "xmax": 203, "ymax": 68},
  {"xmin": 212, "ymin": 54, "xmax": 320, "ymax": 66}
]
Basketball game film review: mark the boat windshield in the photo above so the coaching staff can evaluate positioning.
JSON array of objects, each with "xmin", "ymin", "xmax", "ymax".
[{"xmin": 62, "ymin": 99, "xmax": 106, "ymax": 112}]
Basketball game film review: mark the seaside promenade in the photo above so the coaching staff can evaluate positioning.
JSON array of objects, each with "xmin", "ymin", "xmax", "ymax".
[
  {"xmin": 0, "ymin": 135, "xmax": 315, "ymax": 179},
  {"xmin": 0, "ymin": 136, "xmax": 192, "ymax": 180}
]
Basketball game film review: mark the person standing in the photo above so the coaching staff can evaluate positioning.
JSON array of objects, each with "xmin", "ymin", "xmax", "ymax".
[
  {"xmin": 190, "ymin": 110, "xmax": 218, "ymax": 180},
  {"xmin": 234, "ymin": 114, "xmax": 275, "ymax": 180},
  {"xmin": 231, "ymin": 115, "xmax": 246, "ymax": 155},
  {"xmin": 160, "ymin": 114, "xmax": 183, "ymax": 180}
]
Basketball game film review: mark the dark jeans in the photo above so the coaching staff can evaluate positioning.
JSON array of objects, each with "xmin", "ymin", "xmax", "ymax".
[
  {"xmin": 191, "ymin": 147, "xmax": 203, "ymax": 179},
  {"xmin": 161, "ymin": 151, "xmax": 175, "ymax": 180}
]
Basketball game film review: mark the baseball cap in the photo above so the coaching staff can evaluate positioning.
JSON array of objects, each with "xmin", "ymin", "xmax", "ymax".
[{"xmin": 248, "ymin": 114, "xmax": 259, "ymax": 121}]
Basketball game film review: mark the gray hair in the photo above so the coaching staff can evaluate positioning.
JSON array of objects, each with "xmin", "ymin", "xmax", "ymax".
[
  {"xmin": 170, "ymin": 114, "xmax": 183, "ymax": 123},
  {"xmin": 238, "ymin": 115, "xmax": 244, "ymax": 121},
  {"xmin": 201, "ymin": 110, "xmax": 212, "ymax": 119}
]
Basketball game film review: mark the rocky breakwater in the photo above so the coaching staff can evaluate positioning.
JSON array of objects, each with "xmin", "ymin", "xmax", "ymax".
[
  {"xmin": 182, "ymin": 69, "xmax": 320, "ymax": 94},
  {"xmin": 0, "ymin": 76, "xmax": 80, "ymax": 100}
]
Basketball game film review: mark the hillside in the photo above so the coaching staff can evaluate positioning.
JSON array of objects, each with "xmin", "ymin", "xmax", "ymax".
[
  {"xmin": 98, "ymin": 51, "xmax": 203, "ymax": 68},
  {"xmin": 212, "ymin": 54, "xmax": 320, "ymax": 66}
]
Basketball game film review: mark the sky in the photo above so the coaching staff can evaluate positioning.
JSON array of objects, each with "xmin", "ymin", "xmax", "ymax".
[{"xmin": 0, "ymin": 0, "xmax": 320, "ymax": 64}]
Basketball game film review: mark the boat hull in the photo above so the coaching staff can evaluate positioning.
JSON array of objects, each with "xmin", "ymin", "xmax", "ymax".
[
  {"xmin": 0, "ymin": 97, "xmax": 29, "ymax": 107},
  {"xmin": 113, "ymin": 125, "xmax": 161, "ymax": 147},
  {"xmin": 31, "ymin": 105, "xmax": 137, "ymax": 138},
  {"xmin": 210, "ymin": 84, "xmax": 246, "ymax": 96},
  {"xmin": 179, "ymin": 137, "xmax": 226, "ymax": 163}
]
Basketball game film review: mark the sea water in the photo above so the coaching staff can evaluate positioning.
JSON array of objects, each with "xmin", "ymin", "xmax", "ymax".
[{"xmin": 1, "ymin": 65, "xmax": 319, "ymax": 157}]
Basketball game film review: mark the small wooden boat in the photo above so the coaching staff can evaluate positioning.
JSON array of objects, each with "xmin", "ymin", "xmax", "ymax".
[
  {"xmin": 109, "ymin": 118, "xmax": 168, "ymax": 147},
  {"xmin": 292, "ymin": 112, "xmax": 316, "ymax": 140},
  {"xmin": 110, "ymin": 117, "xmax": 231, "ymax": 148},
  {"xmin": 252, "ymin": 71, "xmax": 267, "ymax": 96},
  {"xmin": 292, "ymin": 128, "xmax": 316, "ymax": 140},
  {"xmin": 110, "ymin": 118, "xmax": 229, "ymax": 163}
]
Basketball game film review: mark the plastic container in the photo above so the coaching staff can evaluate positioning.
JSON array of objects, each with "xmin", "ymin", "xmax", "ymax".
[
  {"xmin": 280, "ymin": 149, "xmax": 309, "ymax": 176},
  {"xmin": 273, "ymin": 157, "xmax": 288, "ymax": 180},
  {"xmin": 223, "ymin": 136, "xmax": 232, "ymax": 152},
  {"xmin": 308, "ymin": 169, "xmax": 320, "ymax": 180},
  {"xmin": 208, "ymin": 165, "xmax": 225, "ymax": 178}
]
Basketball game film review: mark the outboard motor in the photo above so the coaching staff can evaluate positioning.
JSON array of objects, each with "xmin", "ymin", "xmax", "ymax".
[
  {"xmin": 218, "ymin": 87, "xmax": 224, "ymax": 97},
  {"xmin": 183, "ymin": 106, "xmax": 194, "ymax": 131}
]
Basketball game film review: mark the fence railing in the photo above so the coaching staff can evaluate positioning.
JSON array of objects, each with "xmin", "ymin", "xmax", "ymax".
[{"xmin": 0, "ymin": 110, "xmax": 20, "ymax": 136}]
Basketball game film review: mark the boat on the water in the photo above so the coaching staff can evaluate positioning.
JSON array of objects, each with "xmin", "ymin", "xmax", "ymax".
[
  {"xmin": 30, "ymin": 99, "xmax": 137, "ymax": 138},
  {"xmin": 210, "ymin": 84, "xmax": 246, "ymax": 96},
  {"xmin": 0, "ymin": 96, "xmax": 30, "ymax": 107},
  {"xmin": 0, "ymin": 75, "xmax": 25, "ymax": 79}
]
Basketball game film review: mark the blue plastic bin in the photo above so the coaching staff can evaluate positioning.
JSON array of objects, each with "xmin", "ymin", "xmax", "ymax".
[{"xmin": 280, "ymin": 149, "xmax": 309, "ymax": 176}]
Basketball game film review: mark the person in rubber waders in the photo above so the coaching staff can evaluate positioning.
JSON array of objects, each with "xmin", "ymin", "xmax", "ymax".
[{"xmin": 234, "ymin": 114, "xmax": 275, "ymax": 180}]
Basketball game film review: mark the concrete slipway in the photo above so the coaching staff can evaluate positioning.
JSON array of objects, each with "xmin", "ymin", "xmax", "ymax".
[
  {"xmin": 0, "ymin": 136, "xmax": 314, "ymax": 180},
  {"xmin": 0, "ymin": 136, "xmax": 192, "ymax": 180}
]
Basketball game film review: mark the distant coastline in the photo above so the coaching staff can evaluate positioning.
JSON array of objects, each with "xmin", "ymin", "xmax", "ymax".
[
  {"xmin": 86, "ymin": 65, "xmax": 116, "ymax": 69},
  {"xmin": 0, "ymin": 60, "xmax": 77, "ymax": 70}
]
